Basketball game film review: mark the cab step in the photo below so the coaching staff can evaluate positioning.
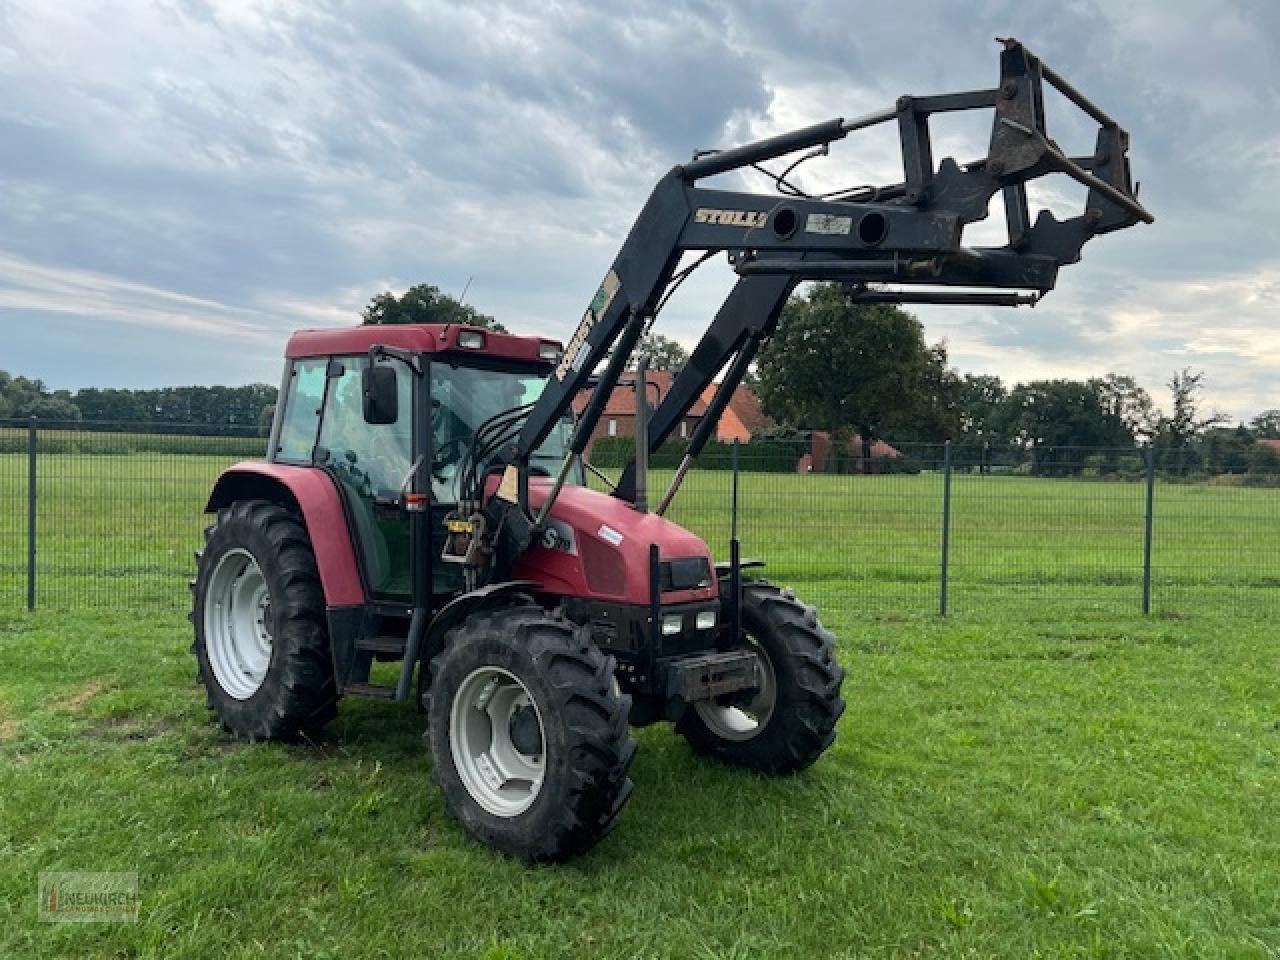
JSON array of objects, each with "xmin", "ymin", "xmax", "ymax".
[
  {"xmin": 344, "ymin": 681, "xmax": 397, "ymax": 700},
  {"xmin": 355, "ymin": 636, "xmax": 407, "ymax": 656}
]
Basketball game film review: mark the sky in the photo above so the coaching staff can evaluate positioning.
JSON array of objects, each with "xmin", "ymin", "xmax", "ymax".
[{"xmin": 1, "ymin": 0, "xmax": 1277, "ymax": 422}]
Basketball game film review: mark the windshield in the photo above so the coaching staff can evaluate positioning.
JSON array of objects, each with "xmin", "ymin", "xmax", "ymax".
[{"xmin": 429, "ymin": 361, "xmax": 573, "ymax": 503}]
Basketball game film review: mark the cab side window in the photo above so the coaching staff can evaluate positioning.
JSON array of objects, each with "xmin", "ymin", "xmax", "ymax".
[
  {"xmin": 318, "ymin": 357, "xmax": 412, "ymax": 494},
  {"xmin": 275, "ymin": 359, "xmax": 326, "ymax": 463}
]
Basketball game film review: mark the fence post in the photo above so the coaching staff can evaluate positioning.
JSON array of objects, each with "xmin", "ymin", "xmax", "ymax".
[
  {"xmin": 1142, "ymin": 445, "xmax": 1155, "ymax": 615},
  {"xmin": 940, "ymin": 439, "xmax": 952, "ymax": 617},
  {"xmin": 27, "ymin": 416, "xmax": 37, "ymax": 612}
]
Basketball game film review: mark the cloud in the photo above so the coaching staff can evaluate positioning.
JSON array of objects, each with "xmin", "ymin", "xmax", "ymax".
[{"xmin": 0, "ymin": 0, "xmax": 1277, "ymax": 419}]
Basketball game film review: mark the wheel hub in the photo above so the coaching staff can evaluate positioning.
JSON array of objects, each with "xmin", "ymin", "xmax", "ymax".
[
  {"xmin": 449, "ymin": 667, "xmax": 546, "ymax": 818},
  {"xmin": 693, "ymin": 645, "xmax": 777, "ymax": 741},
  {"xmin": 203, "ymin": 548, "xmax": 273, "ymax": 701},
  {"xmin": 508, "ymin": 704, "xmax": 543, "ymax": 756}
]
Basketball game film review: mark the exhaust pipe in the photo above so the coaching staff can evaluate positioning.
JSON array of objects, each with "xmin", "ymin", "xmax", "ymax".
[{"xmin": 633, "ymin": 352, "xmax": 649, "ymax": 512}]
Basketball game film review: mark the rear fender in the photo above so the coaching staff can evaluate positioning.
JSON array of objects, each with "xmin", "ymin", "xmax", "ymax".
[{"xmin": 205, "ymin": 461, "xmax": 364, "ymax": 607}]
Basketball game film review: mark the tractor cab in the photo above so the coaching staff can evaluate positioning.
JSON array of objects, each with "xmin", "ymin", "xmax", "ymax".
[{"xmin": 267, "ymin": 323, "xmax": 575, "ymax": 606}]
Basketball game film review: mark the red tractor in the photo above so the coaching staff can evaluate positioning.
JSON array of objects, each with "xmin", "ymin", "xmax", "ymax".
[{"xmin": 193, "ymin": 40, "xmax": 1149, "ymax": 860}]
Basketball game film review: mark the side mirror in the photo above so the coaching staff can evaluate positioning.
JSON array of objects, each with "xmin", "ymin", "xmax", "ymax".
[{"xmin": 362, "ymin": 364, "xmax": 398, "ymax": 424}]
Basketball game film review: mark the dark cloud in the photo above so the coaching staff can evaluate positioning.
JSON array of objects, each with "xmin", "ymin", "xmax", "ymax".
[{"xmin": 0, "ymin": 1, "xmax": 1277, "ymax": 417}]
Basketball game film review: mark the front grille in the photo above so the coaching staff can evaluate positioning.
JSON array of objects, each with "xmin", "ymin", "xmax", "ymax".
[{"xmin": 580, "ymin": 533, "xmax": 626, "ymax": 596}]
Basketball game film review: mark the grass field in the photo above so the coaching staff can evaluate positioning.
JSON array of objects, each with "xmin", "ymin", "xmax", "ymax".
[
  {"xmin": 2, "ymin": 602, "xmax": 1278, "ymax": 958},
  {"xmin": 0, "ymin": 452, "xmax": 1278, "ymax": 956}
]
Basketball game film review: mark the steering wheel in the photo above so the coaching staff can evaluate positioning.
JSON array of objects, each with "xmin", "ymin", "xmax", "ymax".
[{"xmin": 432, "ymin": 437, "xmax": 470, "ymax": 480}]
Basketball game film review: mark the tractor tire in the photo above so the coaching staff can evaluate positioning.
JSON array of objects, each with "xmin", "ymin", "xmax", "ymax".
[
  {"xmin": 192, "ymin": 499, "xmax": 337, "ymax": 741},
  {"xmin": 425, "ymin": 599, "xmax": 636, "ymax": 862},
  {"xmin": 677, "ymin": 582, "xmax": 845, "ymax": 775}
]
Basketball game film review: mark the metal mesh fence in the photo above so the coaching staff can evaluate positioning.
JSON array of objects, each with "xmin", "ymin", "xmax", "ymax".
[
  {"xmin": 0, "ymin": 420, "xmax": 265, "ymax": 611},
  {"xmin": 947, "ymin": 446, "xmax": 1150, "ymax": 615},
  {"xmin": 1150, "ymin": 446, "xmax": 1280, "ymax": 611},
  {"xmin": 1, "ymin": 420, "xmax": 1276, "ymax": 618}
]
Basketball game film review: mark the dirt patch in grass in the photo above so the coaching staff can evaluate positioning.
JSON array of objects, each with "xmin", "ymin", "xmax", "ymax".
[
  {"xmin": 83, "ymin": 713, "xmax": 178, "ymax": 742},
  {"xmin": 0, "ymin": 703, "xmax": 16, "ymax": 743},
  {"xmin": 51, "ymin": 680, "xmax": 110, "ymax": 712}
]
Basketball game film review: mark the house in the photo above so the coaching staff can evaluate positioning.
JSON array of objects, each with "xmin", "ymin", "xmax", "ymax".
[
  {"xmin": 1260, "ymin": 438, "xmax": 1280, "ymax": 455},
  {"xmin": 572, "ymin": 370, "xmax": 709, "ymax": 450},
  {"xmin": 572, "ymin": 371, "xmax": 776, "ymax": 453},
  {"xmin": 698, "ymin": 381, "xmax": 774, "ymax": 442}
]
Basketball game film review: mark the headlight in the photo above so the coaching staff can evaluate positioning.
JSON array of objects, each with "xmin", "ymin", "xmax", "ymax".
[
  {"xmin": 661, "ymin": 614, "xmax": 683, "ymax": 636},
  {"xmin": 695, "ymin": 610, "xmax": 717, "ymax": 631},
  {"xmin": 457, "ymin": 330, "xmax": 485, "ymax": 349}
]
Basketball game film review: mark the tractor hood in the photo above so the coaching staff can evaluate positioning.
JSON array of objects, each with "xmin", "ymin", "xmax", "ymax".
[{"xmin": 510, "ymin": 479, "xmax": 718, "ymax": 607}]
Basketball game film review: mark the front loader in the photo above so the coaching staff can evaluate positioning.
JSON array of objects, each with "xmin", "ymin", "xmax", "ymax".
[{"xmin": 192, "ymin": 40, "xmax": 1151, "ymax": 861}]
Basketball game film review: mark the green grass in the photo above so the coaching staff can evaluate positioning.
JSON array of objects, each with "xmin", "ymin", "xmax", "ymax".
[
  {"xmin": 0, "ymin": 454, "xmax": 1277, "ymax": 955},
  {"xmin": 3, "ymin": 603, "xmax": 1279, "ymax": 958}
]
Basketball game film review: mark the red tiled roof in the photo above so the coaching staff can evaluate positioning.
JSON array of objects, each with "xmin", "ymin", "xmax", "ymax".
[
  {"xmin": 720, "ymin": 384, "xmax": 772, "ymax": 434},
  {"xmin": 1260, "ymin": 438, "xmax": 1280, "ymax": 454},
  {"xmin": 571, "ymin": 369, "xmax": 709, "ymax": 417}
]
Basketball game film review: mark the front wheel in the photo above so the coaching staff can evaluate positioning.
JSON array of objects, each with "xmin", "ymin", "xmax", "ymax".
[
  {"xmin": 425, "ymin": 599, "xmax": 636, "ymax": 862},
  {"xmin": 677, "ymin": 582, "xmax": 845, "ymax": 775}
]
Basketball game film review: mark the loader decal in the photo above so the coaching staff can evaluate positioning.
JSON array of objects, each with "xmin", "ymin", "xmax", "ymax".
[
  {"xmin": 694, "ymin": 208, "xmax": 769, "ymax": 229},
  {"xmin": 805, "ymin": 213, "xmax": 853, "ymax": 235},
  {"xmin": 556, "ymin": 269, "xmax": 621, "ymax": 381}
]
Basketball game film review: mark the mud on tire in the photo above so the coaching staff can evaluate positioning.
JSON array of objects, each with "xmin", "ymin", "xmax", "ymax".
[
  {"xmin": 192, "ymin": 499, "xmax": 337, "ymax": 741},
  {"xmin": 425, "ymin": 598, "xmax": 636, "ymax": 862},
  {"xmin": 677, "ymin": 581, "xmax": 845, "ymax": 775}
]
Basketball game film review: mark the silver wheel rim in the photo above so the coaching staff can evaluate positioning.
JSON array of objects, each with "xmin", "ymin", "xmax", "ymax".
[
  {"xmin": 204, "ymin": 548, "xmax": 273, "ymax": 700},
  {"xmin": 694, "ymin": 645, "xmax": 776, "ymax": 741},
  {"xmin": 450, "ymin": 666, "xmax": 546, "ymax": 818}
]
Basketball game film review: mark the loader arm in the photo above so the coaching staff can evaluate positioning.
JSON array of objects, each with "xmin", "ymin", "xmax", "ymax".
[{"xmin": 477, "ymin": 38, "xmax": 1151, "ymax": 578}]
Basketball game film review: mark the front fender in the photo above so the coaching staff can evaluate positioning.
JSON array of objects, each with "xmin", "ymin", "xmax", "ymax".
[
  {"xmin": 414, "ymin": 581, "xmax": 541, "ymax": 708},
  {"xmin": 206, "ymin": 461, "xmax": 364, "ymax": 607}
]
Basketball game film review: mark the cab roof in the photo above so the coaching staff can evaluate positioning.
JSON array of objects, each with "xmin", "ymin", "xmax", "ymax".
[{"xmin": 284, "ymin": 323, "xmax": 562, "ymax": 365}]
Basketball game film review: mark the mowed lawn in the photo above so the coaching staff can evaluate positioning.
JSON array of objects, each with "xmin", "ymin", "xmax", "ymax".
[
  {"xmin": 0, "ymin": 453, "xmax": 1278, "ymax": 956},
  {"xmin": 2, "ymin": 604, "xmax": 1278, "ymax": 958}
]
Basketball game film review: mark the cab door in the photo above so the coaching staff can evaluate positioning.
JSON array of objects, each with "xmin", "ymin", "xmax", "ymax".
[{"xmin": 316, "ymin": 356, "xmax": 414, "ymax": 600}]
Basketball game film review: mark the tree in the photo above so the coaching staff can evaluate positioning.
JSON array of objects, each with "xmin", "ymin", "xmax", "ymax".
[
  {"xmin": 1250, "ymin": 408, "xmax": 1280, "ymax": 439},
  {"xmin": 630, "ymin": 333, "xmax": 689, "ymax": 371},
  {"xmin": 73, "ymin": 387, "xmax": 149, "ymax": 423},
  {"xmin": 1089, "ymin": 373, "xmax": 1158, "ymax": 444},
  {"xmin": 0, "ymin": 371, "xmax": 81, "ymax": 421},
  {"xmin": 1158, "ymin": 368, "xmax": 1227, "ymax": 446},
  {"xmin": 899, "ymin": 342, "xmax": 962, "ymax": 443},
  {"xmin": 754, "ymin": 283, "xmax": 939, "ymax": 469},
  {"xmin": 955, "ymin": 373, "xmax": 1008, "ymax": 445},
  {"xmin": 361, "ymin": 283, "xmax": 508, "ymax": 333},
  {"xmin": 1198, "ymin": 425, "xmax": 1255, "ymax": 476},
  {"xmin": 995, "ymin": 379, "xmax": 1125, "ymax": 473}
]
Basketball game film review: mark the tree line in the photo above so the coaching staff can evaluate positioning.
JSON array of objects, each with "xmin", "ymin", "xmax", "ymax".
[
  {"xmin": 0, "ymin": 372, "xmax": 278, "ymax": 432},
  {"xmin": 5, "ymin": 282, "xmax": 1277, "ymax": 475},
  {"xmin": 635, "ymin": 283, "xmax": 1280, "ymax": 476}
]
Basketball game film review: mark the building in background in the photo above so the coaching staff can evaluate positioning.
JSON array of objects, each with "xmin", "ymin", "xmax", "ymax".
[
  {"xmin": 573, "ymin": 371, "xmax": 903, "ymax": 472},
  {"xmin": 573, "ymin": 371, "xmax": 777, "ymax": 454}
]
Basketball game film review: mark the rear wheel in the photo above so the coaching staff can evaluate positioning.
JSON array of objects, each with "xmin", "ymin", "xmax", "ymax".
[
  {"xmin": 192, "ymin": 500, "xmax": 337, "ymax": 741},
  {"xmin": 426, "ymin": 599, "xmax": 636, "ymax": 862},
  {"xmin": 677, "ymin": 582, "xmax": 845, "ymax": 775}
]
